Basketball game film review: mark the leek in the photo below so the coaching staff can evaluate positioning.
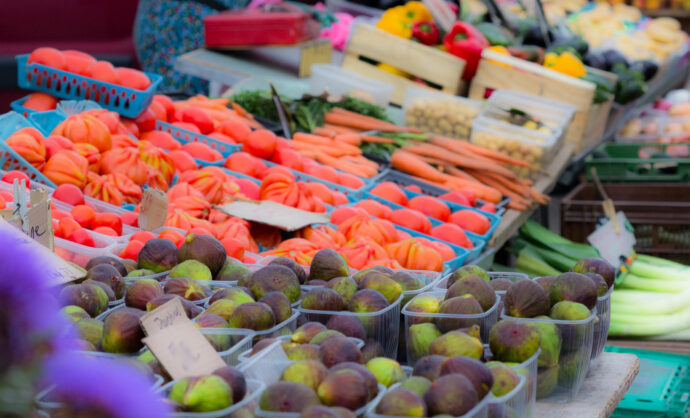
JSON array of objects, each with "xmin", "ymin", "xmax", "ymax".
[
  {"xmin": 629, "ymin": 260, "xmax": 690, "ymax": 281},
  {"xmin": 636, "ymin": 254, "xmax": 686, "ymax": 268},
  {"xmin": 520, "ymin": 220, "xmax": 599, "ymax": 260},
  {"xmin": 609, "ymin": 305, "xmax": 690, "ymax": 336},
  {"xmin": 611, "ymin": 288, "xmax": 690, "ymax": 315},
  {"xmin": 515, "ymin": 247, "xmax": 561, "ymax": 277},
  {"xmin": 649, "ymin": 329, "xmax": 690, "ymax": 340},
  {"xmin": 618, "ymin": 274, "xmax": 690, "ymax": 293},
  {"xmin": 491, "ymin": 263, "xmax": 537, "ymax": 278}
]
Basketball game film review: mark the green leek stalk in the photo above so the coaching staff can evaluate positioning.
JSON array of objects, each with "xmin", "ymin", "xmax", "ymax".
[
  {"xmin": 629, "ymin": 261, "xmax": 690, "ymax": 281},
  {"xmin": 611, "ymin": 288, "xmax": 690, "ymax": 315},
  {"xmin": 636, "ymin": 254, "xmax": 686, "ymax": 268},
  {"xmin": 609, "ymin": 305, "xmax": 690, "ymax": 337},
  {"xmin": 618, "ymin": 274, "xmax": 690, "ymax": 293},
  {"xmin": 650, "ymin": 329, "xmax": 690, "ymax": 340},
  {"xmin": 515, "ymin": 247, "xmax": 561, "ymax": 277},
  {"xmin": 520, "ymin": 220, "xmax": 599, "ymax": 260}
]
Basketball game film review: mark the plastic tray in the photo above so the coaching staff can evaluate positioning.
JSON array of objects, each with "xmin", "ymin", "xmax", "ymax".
[
  {"xmin": 588, "ymin": 285, "xmax": 613, "ymax": 375},
  {"xmin": 297, "ymin": 295, "xmax": 402, "ymax": 359},
  {"xmin": 16, "ymin": 54, "xmax": 162, "ymax": 118},
  {"xmin": 487, "ymin": 90, "xmax": 576, "ymax": 134},
  {"xmin": 507, "ymin": 348, "xmax": 540, "ymax": 418},
  {"xmin": 156, "ymin": 121, "xmax": 241, "ymax": 157},
  {"xmin": 238, "ymin": 339, "xmax": 291, "ymax": 385},
  {"xmin": 488, "ymin": 374, "xmax": 529, "ymax": 418},
  {"xmin": 54, "ymin": 235, "xmax": 112, "ymax": 268},
  {"xmin": 471, "ymin": 116, "xmax": 562, "ymax": 180},
  {"xmin": 10, "ymin": 95, "xmax": 47, "ymax": 118},
  {"xmin": 199, "ymin": 330, "xmax": 254, "ymax": 366},
  {"xmin": 403, "ymin": 86, "xmax": 483, "ymax": 140},
  {"xmin": 237, "ymin": 334, "xmax": 365, "ymax": 364},
  {"xmin": 585, "ymin": 143, "xmax": 690, "ymax": 182},
  {"xmin": 366, "ymin": 381, "xmax": 491, "ymax": 418},
  {"xmin": 402, "ymin": 188, "xmax": 505, "ymax": 219},
  {"xmin": 402, "ymin": 291, "xmax": 500, "ymax": 364},
  {"xmin": 310, "ymin": 64, "xmax": 393, "ymax": 107},
  {"xmin": 209, "ymin": 311, "xmax": 301, "ymax": 345},
  {"xmin": 158, "ymin": 378, "xmax": 265, "ymax": 418},
  {"xmin": 0, "ymin": 111, "xmax": 56, "ymax": 187},
  {"xmin": 502, "ymin": 310, "xmax": 596, "ymax": 403},
  {"xmin": 605, "ymin": 346, "xmax": 690, "ymax": 417},
  {"xmin": 434, "ymin": 271, "xmax": 529, "ymax": 296},
  {"xmin": 28, "ymin": 100, "xmax": 103, "ymax": 136}
]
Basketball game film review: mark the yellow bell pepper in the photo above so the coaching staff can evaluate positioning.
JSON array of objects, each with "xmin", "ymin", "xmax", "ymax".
[
  {"xmin": 486, "ymin": 46, "xmax": 512, "ymax": 68},
  {"xmin": 543, "ymin": 52, "xmax": 587, "ymax": 78},
  {"xmin": 376, "ymin": 6, "xmax": 413, "ymax": 38},
  {"xmin": 377, "ymin": 63, "xmax": 411, "ymax": 78},
  {"xmin": 403, "ymin": 1, "xmax": 433, "ymax": 23}
]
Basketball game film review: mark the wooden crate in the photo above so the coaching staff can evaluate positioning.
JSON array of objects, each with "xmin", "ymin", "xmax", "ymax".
[
  {"xmin": 342, "ymin": 23, "xmax": 466, "ymax": 105},
  {"xmin": 469, "ymin": 50, "xmax": 616, "ymax": 153}
]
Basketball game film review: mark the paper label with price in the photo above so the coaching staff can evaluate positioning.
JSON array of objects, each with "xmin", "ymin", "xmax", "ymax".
[
  {"xmin": 138, "ymin": 188, "xmax": 168, "ymax": 231},
  {"xmin": 587, "ymin": 211, "xmax": 636, "ymax": 270},
  {"xmin": 140, "ymin": 298, "xmax": 189, "ymax": 336}
]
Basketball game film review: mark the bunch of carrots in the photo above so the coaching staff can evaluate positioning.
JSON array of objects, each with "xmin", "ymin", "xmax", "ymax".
[{"xmin": 315, "ymin": 108, "xmax": 547, "ymax": 211}]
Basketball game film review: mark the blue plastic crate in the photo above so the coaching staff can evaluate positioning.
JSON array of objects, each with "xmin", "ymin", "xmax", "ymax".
[
  {"xmin": 27, "ymin": 100, "xmax": 103, "ymax": 136},
  {"xmin": 16, "ymin": 55, "xmax": 161, "ymax": 118},
  {"xmin": 0, "ymin": 112, "xmax": 56, "ymax": 187},
  {"xmin": 10, "ymin": 96, "xmax": 39, "ymax": 118},
  {"xmin": 362, "ymin": 192, "xmax": 500, "ymax": 242},
  {"xmin": 156, "ymin": 121, "xmax": 240, "ymax": 157},
  {"xmin": 263, "ymin": 159, "xmax": 365, "ymax": 201}
]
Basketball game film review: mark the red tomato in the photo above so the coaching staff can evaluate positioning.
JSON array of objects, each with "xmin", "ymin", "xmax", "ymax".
[
  {"xmin": 52, "ymin": 184, "xmax": 85, "ymax": 206},
  {"xmin": 130, "ymin": 230, "xmax": 156, "ymax": 244},
  {"xmin": 133, "ymin": 107, "xmax": 157, "ymax": 133},
  {"xmin": 52, "ymin": 209, "xmax": 72, "ymax": 221},
  {"xmin": 93, "ymin": 226, "xmax": 118, "ymax": 237},
  {"xmin": 67, "ymin": 229, "xmax": 96, "ymax": 247},
  {"xmin": 70, "ymin": 205, "xmax": 96, "ymax": 229},
  {"xmin": 119, "ymin": 240, "xmax": 144, "ymax": 260},
  {"xmin": 1, "ymin": 171, "xmax": 30, "ymax": 187},
  {"xmin": 174, "ymin": 107, "xmax": 214, "ymax": 134},
  {"xmin": 221, "ymin": 237, "xmax": 245, "ymax": 260},
  {"xmin": 58, "ymin": 217, "xmax": 82, "ymax": 239},
  {"xmin": 92, "ymin": 212, "xmax": 123, "ymax": 235},
  {"xmin": 120, "ymin": 211, "xmax": 139, "ymax": 227}
]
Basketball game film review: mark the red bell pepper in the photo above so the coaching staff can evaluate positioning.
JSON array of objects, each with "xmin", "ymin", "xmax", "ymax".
[
  {"xmin": 412, "ymin": 21, "xmax": 440, "ymax": 46},
  {"xmin": 443, "ymin": 22, "xmax": 489, "ymax": 81}
]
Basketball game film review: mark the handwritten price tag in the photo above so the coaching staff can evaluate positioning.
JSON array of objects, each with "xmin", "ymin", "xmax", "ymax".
[
  {"xmin": 588, "ymin": 211, "xmax": 636, "ymax": 270},
  {"xmin": 138, "ymin": 188, "xmax": 168, "ymax": 231},
  {"xmin": 140, "ymin": 298, "xmax": 188, "ymax": 336}
]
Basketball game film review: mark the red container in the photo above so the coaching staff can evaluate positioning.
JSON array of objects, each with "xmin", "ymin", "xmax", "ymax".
[{"xmin": 204, "ymin": 3, "xmax": 319, "ymax": 48}]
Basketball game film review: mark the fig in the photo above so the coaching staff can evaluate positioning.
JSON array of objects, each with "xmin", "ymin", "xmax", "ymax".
[
  {"xmin": 550, "ymin": 301, "xmax": 590, "ymax": 320},
  {"xmin": 86, "ymin": 255, "xmax": 128, "ymax": 276},
  {"xmin": 169, "ymin": 375, "xmax": 232, "ymax": 412},
  {"xmin": 209, "ymin": 287, "xmax": 254, "ymax": 306},
  {"xmin": 259, "ymin": 381, "xmax": 321, "ymax": 412},
  {"xmin": 179, "ymin": 233, "xmax": 226, "ymax": 276},
  {"xmin": 585, "ymin": 272, "xmax": 609, "ymax": 297},
  {"xmin": 489, "ymin": 278, "xmax": 513, "ymax": 291},
  {"xmin": 534, "ymin": 276, "xmax": 556, "ymax": 294},
  {"xmin": 300, "ymin": 406, "xmax": 355, "ymax": 418},
  {"xmin": 329, "ymin": 362, "xmax": 379, "ymax": 400},
  {"xmin": 537, "ymin": 366, "xmax": 559, "ymax": 398},
  {"xmin": 249, "ymin": 265, "xmax": 301, "ymax": 303},
  {"xmin": 309, "ymin": 249, "xmax": 349, "ymax": 282},
  {"xmin": 405, "ymin": 293, "xmax": 440, "ymax": 324},
  {"xmin": 348, "ymin": 289, "xmax": 389, "ymax": 313},
  {"xmin": 447, "ymin": 265, "xmax": 489, "ymax": 288},
  {"xmin": 102, "ymin": 307, "xmax": 145, "ymax": 353},
  {"xmin": 533, "ymin": 317, "xmax": 562, "ymax": 367},
  {"xmin": 147, "ymin": 294, "xmax": 202, "ymax": 318},
  {"xmin": 249, "ymin": 338, "xmax": 278, "ymax": 356},
  {"xmin": 169, "ymin": 259, "xmax": 212, "ymax": 281},
  {"xmin": 164, "ymin": 277, "xmax": 209, "ymax": 301},
  {"xmin": 429, "ymin": 330, "xmax": 483, "ymax": 359},
  {"xmin": 351, "ymin": 269, "xmax": 389, "ymax": 287},
  {"xmin": 125, "ymin": 278, "xmax": 164, "ymax": 310},
  {"xmin": 361, "ymin": 339, "xmax": 384, "ymax": 362},
  {"xmin": 259, "ymin": 291, "xmax": 292, "ymax": 323},
  {"xmin": 215, "ymin": 261, "xmax": 252, "ymax": 282},
  {"xmin": 317, "ymin": 369, "xmax": 368, "ymax": 410},
  {"xmin": 287, "ymin": 344, "xmax": 321, "ymax": 361},
  {"xmin": 412, "ymin": 355, "xmax": 445, "ymax": 381},
  {"xmin": 137, "ymin": 238, "xmax": 179, "ymax": 273},
  {"xmin": 194, "ymin": 313, "xmax": 228, "ymax": 328},
  {"xmin": 435, "ymin": 295, "xmax": 483, "ymax": 333},
  {"xmin": 307, "ymin": 280, "xmax": 328, "ymax": 286},
  {"xmin": 202, "ymin": 299, "xmax": 239, "ymax": 322},
  {"xmin": 361, "ymin": 275, "xmax": 402, "ymax": 305},
  {"xmin": 424, "ymin": 374, "xmax": 479, "ymax": 416},
  {"xmin": 310, "ymin": 330, "xmax": 346, "ymax": 345},
  {"xmin": 127, "ymin": 269, "xmax": 157, "ymax": 278},
  {"xmin": 227, "ymin": 302, "xmax": 276, "ymax": 331},
  {"xmin": 549, "ymin": 272, "xmax": 598, "ymax": 309},
  {"xmin": 365, "ymin": 357, "xmax": 405, "ymax": 387},
  {"xmin": 60, "ymin": 305, "xmax": 90, "ymax": 323},
  {"xmin": 375, "ymin": 388, "xmax": 427, "ymax": 417},
  {"xmin": 407, "ymin": 323, "xmax": 442, "ymax": 361},
  {"xmin": 121, "ymin": 259, "xmax": 137, "ymax": 274},
  {"xmin": 558, "ymin": 351, "xmax": 586, "ymax": 387},
  {"xmin": 292, "ymin": 322, "xmax": 328, "ymax": 344},
  {"xmin": 326, "ymin": 316, "xmax": 366, "ymax": 340},
  {"xmin": 269, "ymin": 256, "xmax": 308, "ymax": 284},
  {"xmin": 281, "ymin": 360, "xmax": 328, "ymax": 390},
  {"xmin": 86, "ymin": 263, "xmax": 125, "ymax": 298},
  {"xmin": 59, "ymin": 283, "xmax": 108, "ymax": 317},
  {"xmin": 319, "ymin": 336, "xmax": 363, "ymax": 367},
  {"xmin": 446, "ymin": 274, "xmax": 496, "ymax": 311},
  {"xmin": 440, "ymin": 356, "xmax": 493, "ymax": 398},
  {"xmin": 74, "ymin": 317, "xmax": 103, "ymax": 347},
  {"xmin": 399, "ymin": 376, "xmax": 432, "ymax": 397},
  {"xmin": 83, "ymin": 279, "xmax": 116, "ymax": 301},
  {"xmin": 489, "ymin": 320, "xmax": 541, "ymax": 363},
  {"xmin": 212, "ymin": 366, "xmax": 246, "ymax": 403},
  {"xmin": 390, "ymin": 271, "xmax": 423, "ymax": 292},
  {"xmin": 302, "ymin": 288, "xmax": 345, "ymax": 311},
  {"xmin": 503, "ymin": 280, "xmax": 550, "ymax": 318},
  {"xmin": 325, "ymin": 276, "xmax": 358, "ymax": 304},
  {"xmin": 571, "ymin": 257, "xmax": 615, "ymax": 288},
  {"xmin": 486, "ymin": 362, "xmax": 520, "ymax": 397}
]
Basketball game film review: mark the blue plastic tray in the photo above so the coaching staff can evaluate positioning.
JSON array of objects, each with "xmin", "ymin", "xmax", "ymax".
[
  {"xmin": 155, "ymin": 121, "xmax": 240, "ymax": 157},
  {"xmin": 16, "ymin": 55, "xmax": 161, "ymax": 118},
  {"xmin": 27, "ymin": 100, "xmax": 103, "ymax": 136},
  {"xmin": 362, "ymin": 192, "xmax": 500, "ymax": 243},
  {"xmin": 0, "ymin": 112, "xmax": 56, "ymax": 187},
  {"xmin": 10, "ymin": 96, "xmax": 40, "ymax": 118}
]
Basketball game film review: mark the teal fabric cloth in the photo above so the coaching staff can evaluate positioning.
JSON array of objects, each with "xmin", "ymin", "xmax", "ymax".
[{"xmin": 133, "ymin": 0, "xmax": 247, "ymax": 94}]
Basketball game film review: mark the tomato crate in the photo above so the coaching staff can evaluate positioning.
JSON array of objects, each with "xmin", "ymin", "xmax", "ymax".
[
  {"xmin": 16, "ymin": 55, "xmax": 161, "ymax": 118},
  {"xmin": 585, "ymin": 143, "xmax": 690, "ymax": 182},
  {"xmin": 0, "ymin": 111, "xmax": 56, "ymax": 187},
  {"xmin": 156, "ymin": 121, "xmax": 241, "ymax": 157},
  {"xmin": 561, "ymin": 183, "xmax": 690, "ymax": 264},
  {"xmin": 606, "ymin": 346, "xmax": 690, "ymax": 417}
]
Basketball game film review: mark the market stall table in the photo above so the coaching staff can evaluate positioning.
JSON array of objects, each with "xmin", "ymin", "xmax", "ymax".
[{"xmin": 536, "ymin": 352, "xmax": 640, "ymax": 418}]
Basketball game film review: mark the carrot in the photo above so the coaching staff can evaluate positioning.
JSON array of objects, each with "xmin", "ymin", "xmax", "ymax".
[
  {"xmin": 507, "ymin": 200, "xmax": 529, "ymax": 211},
  {"xmin": 416, "ymin": 155, "xmax": 450, "ymax": 167},
  {"xmin": 330, "ymin": 141, "xmax": 363, "ymax": 156},
  {"xmin": 324, "ymin": 112, "xmax": 412, "ymax": 133},
  {"xmin": 343, "ymin": 156, "xmax": 379, "ymax": 169},
  {"xmin": 334, "ymin": 133, "xmax": 362, "ymax": 146},
  {"xmin": 293, "ymin": 132, "xmax": 333, "ymax": 146},
  {"xmin": 361, "ymin": 135, "xmax": 395, "ymax": 144},
  {"xmin": 331, "ymin": 107, "xmax": 416, "ymax": 132},
  {"xmin": 312, "ymin": 151, "xmax": 373, "ymax": 178},
  {"xmin": 390, "ymin": 150, "xmax": 448, "ymax": 183},
  {"xmin": 323, "ymin": 123, "xmax": 362, "ymax": 135},
  {"xmin": 312, "ymin": 127, "xmax": 337, "ymax": 138},
  {"xmin": 403, "ymin": 143, "xmax": 518, "ymax": 179},
  {"xmin": 470, "ymin": 174, "xmax": 531, "ymax": 208},
  {"xmin": 444, "ymin": 166, "xmax": 481, "ymax": 183},
  {"xmin": 431, "ymin": 136, "xmax": 532, "ymax": 168},
  {"xmin": 290, "ymin": 141, "xmax": 360, "ymax": 157},
  {"xmin": 443, "ymin": 177, "xmax": 503, "ymax": 203}
]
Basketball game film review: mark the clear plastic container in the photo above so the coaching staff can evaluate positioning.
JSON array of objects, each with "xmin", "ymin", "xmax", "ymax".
[
  {"xmin": 400, "ymin": 270, "xmax": 443, "ymax": 305},
  {"xmin": 237, "ymin": 335, "xmax": 365, "ymax": 363},
  {"xmin": 309, "ymin": 64, "xmax": 394, "ymax": 107},
  {"xmin": 403, "ymin": 86, "xmax": 483, "ymax": 139},
  {"xmin": 255, "ymin": 383, "xmax": 387, "ymax": 418},
  {"xmin": 199, "ymin": 330, "xmax": 254, "ymax": 366},
  {"xmin": 297, "ymin": 295, "xmax": 402, "ymax": 359},
  {"xmin": 365, "ymin": 382, "xmax": 490, "ymax": 418},
  {"xmin": 325, "ymin": 0, "xmax": 383, "ymax": 17},
  {"xmin": 487, "ymin": 374, "xmax": 528, "ymax": 418},
  {"xmin": 54, "ymin": 236, "xmax": 110, "ymax": 267},
  {"xmin": 588, "ymin": 285, "xmax": 613, "ymax": 375},
  {"xmin": 486, "ymin": 90, "xmax": 576, "ymax": 134},
  {"xmin": 238, "ymin": 339, "xmax": 291, "ymax": 385},
  {"xmin": 434, "ymin": 272, "xmax": 528, "ymax": 294},
  {"xmin": 402, "ymin": 291, "xmax": 500, "ymax": 364},
  {"xmin": 470, "ymin": 116, "xmax": 562, "ymax": 179},
  {"xmin": 507, "ymin": 348, "xmax": 539, "ymax": 418},
  {"xmin": 158, "ymin": 378, "xmax": 265, "ymax": 418},
  {"xmin": 502, "ymin": 310, "xmax": 596, "ymax": 403},
  {"xmin": 211, "ymin": 311, "xmax": 301, "ymax": 345}
]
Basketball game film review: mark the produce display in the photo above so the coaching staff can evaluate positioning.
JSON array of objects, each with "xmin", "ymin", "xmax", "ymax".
[{"xmin": 403, "ymin": 89, "xmax": 482, "ymax": 139}]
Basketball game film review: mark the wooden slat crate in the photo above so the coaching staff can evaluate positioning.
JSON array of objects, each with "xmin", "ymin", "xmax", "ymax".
[
  {"xmin": 469, "ymin": 50, "xmax": 616, "ymax": 153},
  {"xmin": 341, "ymin": 23, "xmax": 466, "ymax": 105}
]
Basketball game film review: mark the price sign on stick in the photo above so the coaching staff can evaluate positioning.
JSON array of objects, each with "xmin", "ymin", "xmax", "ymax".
[
  {"xmin": 588, "ymin": 211, "xmax": 636, "ymax": 270},
  {"xmin": 139, "ymin": 188, "xmax": 168, "ymax": 231},
  {"xmin": 142, "ymin": 298, "xmax": 226, "ymax": 380}
]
